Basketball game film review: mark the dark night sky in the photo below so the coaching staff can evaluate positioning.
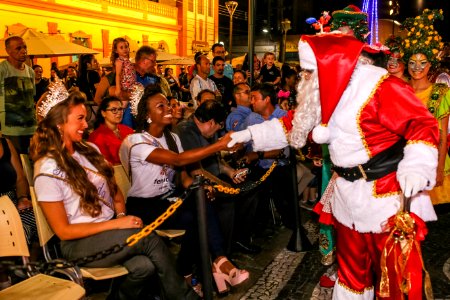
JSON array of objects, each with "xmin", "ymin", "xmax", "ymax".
[{"xmin": 220, "ymin": 0, "xmax": 450, "ymax": 41}]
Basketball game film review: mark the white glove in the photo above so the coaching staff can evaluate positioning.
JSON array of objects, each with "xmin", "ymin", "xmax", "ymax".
[
  {"xmin": 227, "ymin": 129, "xmax": 252, "ymax": 148},
  {"xmin": 398, "ymin": 173, "xmax": 428, "ymax": 197}
]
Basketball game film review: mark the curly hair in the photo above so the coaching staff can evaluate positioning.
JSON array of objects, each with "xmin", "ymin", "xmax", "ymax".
[
  {"xmin": 30, "ymin": 91, "xmax": 117, "ymax": 218},
  {"xmin": 289, "ymin": 71, "xmax": 321, "ymax": 149},
  {"xmin": 135, "ymin": 84, "xmax": 164, "ymax": 132}
]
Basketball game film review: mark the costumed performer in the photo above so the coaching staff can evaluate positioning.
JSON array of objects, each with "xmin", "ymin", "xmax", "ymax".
[
  {"xmin": 402, "ymin": 8, "xmax": 450, "ymax": 205},
  {"xmin": 228, "ymin": 33, "xmax": 439, "ymax": 299},
  {"xmin": 304, "ymin": 5, "xmax": 371, "ymax": 287},
  {"xmin": 385, "ymin": 35, "xmax": 408, "ymax": 82}
]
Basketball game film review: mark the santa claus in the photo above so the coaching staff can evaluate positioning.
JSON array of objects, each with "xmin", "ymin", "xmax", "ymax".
[{"xmin": 228, "ymin": 34, "xmax": 438, "ymax": 299}]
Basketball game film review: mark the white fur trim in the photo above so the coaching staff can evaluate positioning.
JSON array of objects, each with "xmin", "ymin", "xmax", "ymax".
[
  {"xmin": 332, "ymin": 177, "xmax": 437, "ymax": 233},
  {"xmin": 312, "ymin": 125, "xmax": 330, "ymax": 144},
  {"xmin": 298, "ymin": 40, "xmax": 317, "ymax": 70},
  {"xmin": 248, "ymin": 119, "xmax": 288, "ymax": 151},
  {"xmin": 332, "ymin": 279, "xmax": 374, "ymax": 300},
  {"xmin": 397, "ymin": 143, "xmax": 438, "ymax": 190},
  {"xmin": 326, "ymin": 66, "xmax": 386, "ymax": 167}
]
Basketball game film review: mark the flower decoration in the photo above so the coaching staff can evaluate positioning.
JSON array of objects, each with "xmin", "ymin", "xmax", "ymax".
[
  {"xmin": 384, "ymin": 35, "xmax": 403, "ymax": 56},
  {"xmin": 401, "ymin": 8, "xmax": 444, "ymax": 66}
]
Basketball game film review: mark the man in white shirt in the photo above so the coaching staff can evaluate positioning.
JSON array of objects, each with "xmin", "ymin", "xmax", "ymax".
[{"xmin": 190, "ymin": 55, "xmax": 218, "ymax": 108}]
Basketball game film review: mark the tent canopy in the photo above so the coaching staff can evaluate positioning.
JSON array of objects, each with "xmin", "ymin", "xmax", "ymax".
[{"xmin": 0, "ymin": 28, "xmax": 99, "ymax": 58}]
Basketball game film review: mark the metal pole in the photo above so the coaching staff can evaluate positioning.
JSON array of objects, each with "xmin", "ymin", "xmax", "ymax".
[
  {"xmin": 225, "ymin": 1, "xmax": 238, "ymax": 66},
  {"xmin": 248, "ymin": 0, "xmax": 255, "ymax": 86},
  {"xmin": 193, "ymin": 175, "xmax": 213, "ymax": 300},
  {"xmin": 280, "ymin": 19, "xmax": 291, "ymax": 64},
  {"xmin": 229, "ymin": 16, "xmax": 233, "ymax": 63},
  {"xmin": 287, "ymin": 147, "xmax": 313, "ymax": 252}
]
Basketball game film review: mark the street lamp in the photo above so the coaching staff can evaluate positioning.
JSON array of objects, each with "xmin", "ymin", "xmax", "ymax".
[
  {"xmin": 389, "ymin": 0, "xmax": 400, "ymax": 35},
  {"xmin": 280, "ymin": 18, "xmax": 291, "ymax": 63},
  {"xmin": 225, "ymin": 1, "xmax": 238, "ymax": 63}
]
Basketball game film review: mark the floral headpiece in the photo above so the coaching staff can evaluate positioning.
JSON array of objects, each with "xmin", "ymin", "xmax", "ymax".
[
  {"xmin": 384, "ymin": 35, "xmax": 403, "ymax": 56},
  {"xmin": 401, "ymin": 9, "xmax": 444, "ymax": 66},
  {"xmin": 129, "ymin": 83, "xmax": 145, "ymax": 116},
  {"xmin": 331, "ymin": 5, "xmax": 369, "ymax": 42},
  {"xmin": 36, "ymin": 79, "xmax": 69, "ymax": 119}
]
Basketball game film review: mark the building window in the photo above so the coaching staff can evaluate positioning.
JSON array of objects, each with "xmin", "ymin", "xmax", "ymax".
[
  {"xmin": 188, "ymin": 0, "xmax": 193, "ymax": 12},
  {"xmin": 198, "ymin": 0, "xmax": 204, "ymax": 15},
  {"xmin": 199, "ymin": 19, "xmax": 203, "ymax": 40},
  {"xmin": 208, "ymin": 0, "xmax": 212, "ymax": 16}
]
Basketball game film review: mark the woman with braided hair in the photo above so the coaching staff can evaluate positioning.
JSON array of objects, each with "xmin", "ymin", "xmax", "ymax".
[
  {"xmin": 31, "ymin": 89, "xmax": 199, "ymax": 300},
  {"xmin": 119, "ymin": 85, "xmax": 249, "ymax": 294}
]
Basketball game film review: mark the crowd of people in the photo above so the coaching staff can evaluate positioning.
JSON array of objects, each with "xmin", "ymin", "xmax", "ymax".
[{"xmin": 0, "ymin": 4, "xmax": 449, "ymax": 300}]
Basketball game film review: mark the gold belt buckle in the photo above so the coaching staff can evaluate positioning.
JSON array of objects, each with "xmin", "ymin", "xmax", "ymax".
[{"xmin": 358, "ymin": 164, "xmax": 368, "ymax": 180}]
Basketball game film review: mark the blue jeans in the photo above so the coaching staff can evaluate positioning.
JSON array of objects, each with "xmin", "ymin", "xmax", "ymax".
[{"xmin": 60, "ymin": 229, "xmax": 198, "ymax": 300}]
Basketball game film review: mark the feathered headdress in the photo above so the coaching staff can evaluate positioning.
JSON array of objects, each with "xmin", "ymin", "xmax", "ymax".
[
  {"xmin": 401, "ymin": 9, "xmax": 444, "ymax": 66},
  {"xmin": 36, "ymin": 79, "xmax": 69, "ymax": 119}
]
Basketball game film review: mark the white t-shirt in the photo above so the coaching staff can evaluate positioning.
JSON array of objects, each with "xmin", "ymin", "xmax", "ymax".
[
  {"xmin": 34, "ymin": 151, "xmax": 114, "ymax": 224},
  {"xmin": 127, "ymin": 132, "xmax": 184, "ymax": 198},
  {"xmin": 190, "ymin": 74, "xmax": 218, "ymax": 109}
]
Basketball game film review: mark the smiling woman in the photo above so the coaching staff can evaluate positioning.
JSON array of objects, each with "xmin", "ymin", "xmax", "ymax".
[
  {"xmin": 404, "ymin": 9, "xmax": 450, "ymax": 205},
  {"xmin": 119, "ymin": 86, "xmax": 249, "ymax": 294},
  {"xmin": 29, "ymin": 91, "xmax": 200, "ymax": 299},
  {"xmin": 88, "ymin": 96, "xmax": 134, "ymax": 165}
]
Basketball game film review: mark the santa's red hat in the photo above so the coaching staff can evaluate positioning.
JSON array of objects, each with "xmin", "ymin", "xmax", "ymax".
[{"xmin": 298, "ymin": 34, "xmax": 364, "ymax": 143}]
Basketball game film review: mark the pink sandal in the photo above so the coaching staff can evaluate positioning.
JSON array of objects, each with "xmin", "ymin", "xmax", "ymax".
[{"xmin": 212, "ymin": 257, "xmax": 249, "ymax": 293}]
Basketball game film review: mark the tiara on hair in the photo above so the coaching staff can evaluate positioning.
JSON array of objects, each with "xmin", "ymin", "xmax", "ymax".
[
  {"xmin": 130, "ymin": 83, "xmax": 144, "ymax": 116},
  {"xmin": 37, "ymin": 79, "xmax": 69, "ymax": 118}
]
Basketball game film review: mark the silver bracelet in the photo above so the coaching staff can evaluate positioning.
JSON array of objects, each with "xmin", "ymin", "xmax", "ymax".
[{"xmin": 116, "ymin": 212, "xmax": 126, "ymax": 218}]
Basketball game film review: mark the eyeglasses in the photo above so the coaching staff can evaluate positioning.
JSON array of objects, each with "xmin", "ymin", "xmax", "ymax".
[
  {"xmin": 213, "ymin": 120, "xmax": 224, "ymax": 129},
  {"xmin": 105, "ymin": 107, "xmax": 124, "ymax": 114}
]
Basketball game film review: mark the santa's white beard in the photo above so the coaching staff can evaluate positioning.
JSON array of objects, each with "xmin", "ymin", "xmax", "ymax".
[{"xmin": 289, "ymin": 71, "xmax": 321, "ymax": 149}]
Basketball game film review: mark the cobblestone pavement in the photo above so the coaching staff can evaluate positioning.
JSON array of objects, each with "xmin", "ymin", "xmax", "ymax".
[
  {"xmin": 228, "ymin": 205, "xmax": 450, "ymax": 300},
  {"xmin": 88, "ymin": 205, "xmax": 450, "ymax": 300}
]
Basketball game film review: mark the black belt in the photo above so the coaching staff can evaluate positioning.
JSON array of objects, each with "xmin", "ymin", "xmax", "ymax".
[{"xmin": 333, "ymin": 139, "xmax": 406, "ymax": 182}]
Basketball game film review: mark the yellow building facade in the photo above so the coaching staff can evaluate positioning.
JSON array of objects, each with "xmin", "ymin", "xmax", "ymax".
[{"xmin": 0, "ymin": 0, "xmax": 218, "ymax": 75}]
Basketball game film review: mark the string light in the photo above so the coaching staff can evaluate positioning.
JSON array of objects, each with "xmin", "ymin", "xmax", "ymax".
[{"xmin": 362, "ymin": 0, "xmax": 379, "ymax": 44}]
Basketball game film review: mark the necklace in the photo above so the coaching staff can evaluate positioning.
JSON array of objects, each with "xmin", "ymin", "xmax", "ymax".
[{"xmin": 112, "ymin": 127, "xmax": 121, "ymax": 139}]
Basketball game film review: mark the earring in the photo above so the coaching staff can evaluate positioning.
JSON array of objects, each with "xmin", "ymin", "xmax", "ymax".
[
  {"xmin": 147, "ymin": 117, "xmax": 152, "ymax": 124},
  {"xmin": 57, "ymin": 125, "xmax": 63, "ymax": 138}
]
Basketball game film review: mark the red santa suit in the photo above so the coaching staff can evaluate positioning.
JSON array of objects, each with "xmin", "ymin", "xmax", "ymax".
[{"xmin": 229, "ymin": 34, "xmax": 439, "ymax": 299}]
